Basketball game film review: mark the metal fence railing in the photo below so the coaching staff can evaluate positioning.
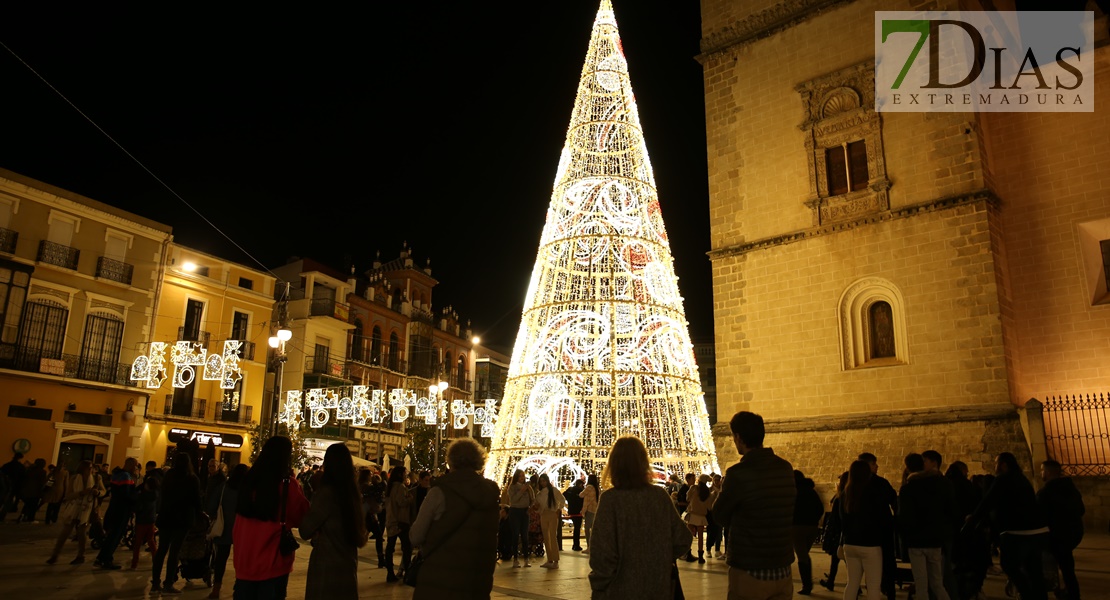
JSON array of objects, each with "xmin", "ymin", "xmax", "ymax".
[{"xmin": 1042, "ymin": 392, "xmax": 1110, "ymax": 476}]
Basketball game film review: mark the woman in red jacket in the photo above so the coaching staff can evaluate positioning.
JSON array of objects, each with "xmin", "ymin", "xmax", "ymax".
[{"xmin": 233, "ymin": 436, "xmax": 309, "ymax": 599}]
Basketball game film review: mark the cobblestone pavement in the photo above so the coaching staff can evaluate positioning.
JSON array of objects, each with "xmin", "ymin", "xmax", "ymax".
[{"xmin": 0, "ymin": 519, "xmax": 1106, "ymax": 599}]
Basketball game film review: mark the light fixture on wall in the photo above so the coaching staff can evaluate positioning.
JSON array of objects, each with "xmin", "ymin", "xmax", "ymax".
[
  {"xmin": 67, "ymin": 403, "xmax": 76, "ymax": 411},
  {"xmin": 27, "ymin": 398, "xmax": 36, "ymax": 406},
  {"xmin": 121, "ymin": 398, "xmax": 136, "ymax": 423},
  {"xmin": 105, "ymin": 407, "xmax": 113, "ymax": 415}
]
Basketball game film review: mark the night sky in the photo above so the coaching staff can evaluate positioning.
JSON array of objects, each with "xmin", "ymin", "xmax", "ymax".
[{"xmin": 0, "ymin": 1, "xmax": 711, "ymax": 354}]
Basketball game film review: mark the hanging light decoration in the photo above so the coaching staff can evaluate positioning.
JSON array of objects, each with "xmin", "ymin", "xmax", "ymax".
[{"xmin": 484, "ymin": 0, "xmax": 719, "ymax": 488}]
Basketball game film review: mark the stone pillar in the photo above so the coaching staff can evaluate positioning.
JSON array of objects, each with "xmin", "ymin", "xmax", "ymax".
[{"xmin": 1020, "ymin": 398, "xmax": 1048, "ymax": 477}]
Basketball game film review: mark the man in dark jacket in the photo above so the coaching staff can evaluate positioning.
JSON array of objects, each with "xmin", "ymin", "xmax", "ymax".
[
  {"xmin": 563, "ymin": 477, "xmax": 585, "ymax": 551},
  {"xmin": 899, "ymin": 453, "xmax": 958, "ymax": 600},
  {"xmin": 792, "ymin": 470, "xmax": 824, "ymax": 595},
  {"xmin": 712, "ymin": 411, "xmax": 795, "ymax": 600},
  {"xmin": 1037, "ymin": 460, "xmax": 1084, "ymax": 600},
  {"xmin": 94, "ymin": 457, "xmax": 141, "ymax": 569},
  {"xmin": 969, "ymin": 452, "xmax": 1049, "ymax": 600}
]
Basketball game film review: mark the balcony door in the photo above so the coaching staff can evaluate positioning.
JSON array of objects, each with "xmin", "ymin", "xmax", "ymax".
[
  {"xmin": 78, "ymin": 313, "xmax": 124, "ymax": 383},
  {"xmin": 16, "ymin": 299, "xmax": 68, "ymax": 370},
  {"xmin": 182, "ymin": 299, "xmax": 204, "ymax": 341}
]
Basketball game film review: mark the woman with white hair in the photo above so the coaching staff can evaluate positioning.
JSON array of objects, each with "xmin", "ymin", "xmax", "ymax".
[{"xmin": 409, "ymin": 438, "xmax": 500, "ymax": 599}]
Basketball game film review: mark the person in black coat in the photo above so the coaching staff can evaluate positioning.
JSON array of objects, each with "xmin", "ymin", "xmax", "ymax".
[
  {"xmin": 793, "ymin": 470, "xmax": 824, "ymax": 595},
  {"xmin": 151, "ymin": 452, "xmax": 202, "ymax": 594},
  {"xmin": 1037, "ymin": 460, "xmax": 1084, "ymax": 600},
  {"xmin": 968, "ymin": 452, "xmax": 1048, "ymax": 600},
  {"xmin": 563, "ymin": 477, "xmax": 585, "ymax": 551}
]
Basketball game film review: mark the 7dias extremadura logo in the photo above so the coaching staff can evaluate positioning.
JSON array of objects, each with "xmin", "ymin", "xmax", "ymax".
[{"xmin": 875, "ymin": 11, "xmax": 1094, "ymax": 112}]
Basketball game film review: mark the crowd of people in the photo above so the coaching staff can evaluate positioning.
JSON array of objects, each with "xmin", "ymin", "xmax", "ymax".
[{"xmin": 0, "ymin": 409, "xmax": 1093, "ymax": 600}]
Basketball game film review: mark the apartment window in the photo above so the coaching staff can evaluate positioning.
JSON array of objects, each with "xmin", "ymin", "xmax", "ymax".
[
  {"xmin": 825, "ymin": 141, "xmax": 868, "ymax": 196},
  {"xmin": 371, "ymin": 326, "xmax": 382, "ymax": 364},
  {"xmin": 388, "ymin": 332, "xmax": 400, "ymax": 370},
  {"xmin": 350, "ymin": 319, "xmax": 364, "ymax": 363},
  {"xmin": 16, "ymin": 299, "xmax": 68, "ymax": 369},
  {"xmin": 47, "ymin": 211, "xmax": 79, "ymax": 246},
  {"xmin": 231, "ymin": 311, "xmax": 250, "ymax": 340},
  {"xmin": 182, "ymin": 299, "xmax": 204, "ymax": 341},
  {"xmin": 0, "ymin": 196, "xmax": 17, "ymax": 229},
  {"xmin": 104, "ymin": 231, "xmax": 130, "ymax": 262},
  {"xmin": 78, "ymin": 313, "xmax": 124, "ymax": 383},
  {"xmin": 0, "ymin": 264, "xmax": 31, "ymax": 353},
  {"xmin": 238, "ymin": 277, "xmax": 253, "ymax": 290},
  {"xmin": 314, "ymin": 343, "xmax": 330, "ymax": 374},
  {"xmin": 171, "ymin": 381, "xmax": 196, "ymax": 417}
]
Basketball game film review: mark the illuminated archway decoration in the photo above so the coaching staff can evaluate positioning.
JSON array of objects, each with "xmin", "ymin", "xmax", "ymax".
[{"xmin": 484, "ymin": 0, "xmax": 719, "ymax": 488}]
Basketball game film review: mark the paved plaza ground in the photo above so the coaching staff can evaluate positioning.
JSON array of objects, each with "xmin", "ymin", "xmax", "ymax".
[{"xmin": 0, "ymin": 519, "xmax": 1107, "ymax": 600}]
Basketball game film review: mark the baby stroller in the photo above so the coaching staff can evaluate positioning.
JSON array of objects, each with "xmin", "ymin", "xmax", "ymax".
[{"xmin": 178, "ymin": 512, "xmax": 212, "ymax": 587}]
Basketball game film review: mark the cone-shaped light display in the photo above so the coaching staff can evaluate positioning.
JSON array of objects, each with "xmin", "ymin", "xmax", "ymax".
[{"xmin": 484, "ymin": 0, "xmax": 719, "ymax": 487}]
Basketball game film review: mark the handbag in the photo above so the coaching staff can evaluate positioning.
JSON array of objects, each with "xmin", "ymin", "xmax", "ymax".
[
  {"xmin": 403, "ymin": 551, "xmax": 424, "ymax": 586},
  {"xmin": 278, "ymin": 478, "xmax": 300, "ymax": 556},
  {"xmin": 207, "ymin": 481, "xmax": 226, "ymax": 540}
]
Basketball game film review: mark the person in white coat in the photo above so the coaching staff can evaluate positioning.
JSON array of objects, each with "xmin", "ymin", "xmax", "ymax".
[
  {"xmin": 46, "ymin": 460, "xmax": 103, "ymax": 565},
  {"xmin": 534, "ymin": 473, "xmax": 566, "ymax": 568}
]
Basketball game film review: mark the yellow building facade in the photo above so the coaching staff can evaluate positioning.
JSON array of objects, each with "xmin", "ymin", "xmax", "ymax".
[
  {"xmin": 137, "ymin": 244, "xmax": 276, "ymax": 467},
  {"xmin": 0, "ymin": 169, "xmax": 172, "ymax": 471}
]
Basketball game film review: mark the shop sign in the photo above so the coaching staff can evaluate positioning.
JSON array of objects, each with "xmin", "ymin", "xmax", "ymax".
[{"xmin": 168, "ymin": 427, "xmax": 243, "ymax": 448}]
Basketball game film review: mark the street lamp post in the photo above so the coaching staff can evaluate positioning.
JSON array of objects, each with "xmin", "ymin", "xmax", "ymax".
[
  {"xmin": 430, "ymin": 379, "xmax": 447, "ymax": 474},
  {"xmin": 268, "ymin": 327, "xmax": 292, "ymax": 431}
]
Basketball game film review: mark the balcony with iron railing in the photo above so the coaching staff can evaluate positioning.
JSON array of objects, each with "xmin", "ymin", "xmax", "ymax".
[
  {"xmin": 0, "ymin": 227, "xmax": 17, "ymax": 254},
  {"xmin": 178, "ymin": 327, "xmax": 211, "ymax": 347},
  {"xmin": 0, "ymin": 348, "xmax": 136, "ymax": 387},
  {"xmin": 37, "ymin": 240, "xmax": 80, "ymax": 270},
  {"xmin": 305, "ymin": 354, "xmax": 350, "ymax": 378},
  {"xmin": 309, "ymin": 298, "xmax": 350, "ymax": 321},
  {"xmin": 215, "ymin": 404, "xmax": 254, "ymax": 425},
  {"xmin": 148, "ymin": 396, "xmax": 208, "ymax": 421},
  {"xmin": 95, "ymin": 256, "xmax": 134, "ymax": 285}
]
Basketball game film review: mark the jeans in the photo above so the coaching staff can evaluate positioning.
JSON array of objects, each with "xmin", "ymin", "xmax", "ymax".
[
  {"xmin": 386, "ymin": 522, "xmax": 412, "ymax": 576},
  {"xmin": 233, "ymin": 574, "xmax": 289, "ymax": 600},
  {"xmin": 727, "ymin": 567, "xmax": 793, "ymax": 600},
  {"xmin": 95, "ymin": 513, "xmax": 128, "ymax": 565},
  {"xmin": 508, "ymin": 507, "xmax": 530, "ymax": 558},
  {"xmin": 569, "ymin": 515, "xmax": 583, "ymax": 549},
  {"xmin": 45, "ymin": 502, "xmax": 62, "ymax": 524},
  {"xmin": 1047, "ymin": 537, "xmax": 1081, "ymax": 600},
  {"xmin": 152, "ymin": 525, "xmax": 188, "ymax": 586},
  {"xmin": 999, "ymin": 532, "xmax": 1048, "ymax": 600},
  {"xmin": 212, "ymin": 543, "xmax": 232, "ymax": 584},
  {"xmin": 792, "ymin": 525, "xmax": 820, "ymax": 590},
  {"xmin": 844, "ymin": 544, "xmax": 884, "ymax": 600},
  {"xmin": 908, "ymin": 547, "xmax": 950, "ymax": 600},
  {"xmin": 583, "ymin": 510, "xmax": 596, "ymax": 548}
]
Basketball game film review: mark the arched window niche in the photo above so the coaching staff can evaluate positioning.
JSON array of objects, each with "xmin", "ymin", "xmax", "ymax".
[{"xmin": 838, "ymin": 277, "xmax": 909, "ymax": 370}]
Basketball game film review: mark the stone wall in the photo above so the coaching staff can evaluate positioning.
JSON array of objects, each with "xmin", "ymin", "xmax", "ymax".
[{"xmin": 713, "ymin": 405, "xmax": 1032, "ymax": 506}]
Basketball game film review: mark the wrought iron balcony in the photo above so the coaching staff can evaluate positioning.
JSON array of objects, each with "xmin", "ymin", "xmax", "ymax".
[
  {"xmin": 37, "ymin": 240, "xmax": 80, "ymax": 270},
  {"xmin": 305, "ymin": 354, "xmax": 349, "ymax": 378},
  {"xmin": 95, "ymin": 256, "xmax": 134, "ymax": 285},
  {"xmin": 0, "ymin": 227, "xmax": 17, "ymax": 254},
  {"xmin": 153, "ymin": 395, "xmax": 207, "ymax": 420},
  {"xmin": 216, "ymin": 405, "xmax": 254, "ymax": 425},
  {"xmin": 309, "ymin": 298, "xmax": 350, "ymax": 321},
  {"xmin": 0, "ymin": 349, "xmax": 136, "ymax": 387},
  {"xmin": 177, "ymin": 327, "xmax": 211, "ymax": 347}
]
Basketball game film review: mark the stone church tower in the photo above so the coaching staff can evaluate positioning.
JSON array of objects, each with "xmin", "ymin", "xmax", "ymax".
[{"xmin": 700, "ymin": 0, "xmax": 1110, "ymax": 523}]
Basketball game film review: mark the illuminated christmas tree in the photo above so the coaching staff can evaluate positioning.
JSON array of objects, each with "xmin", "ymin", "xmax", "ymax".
[{"xmin": 485, "ymin": 0, "xmax": 719, "ymax": 487}]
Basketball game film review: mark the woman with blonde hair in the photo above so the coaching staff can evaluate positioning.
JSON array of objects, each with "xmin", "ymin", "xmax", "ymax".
[
  {"xmin": 589, "ymin": 436, "xmax": 692, "ymax": 599},
  {"xmin": 46, "ymin": 460, "xmax": 102, "ymax": 565}
]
